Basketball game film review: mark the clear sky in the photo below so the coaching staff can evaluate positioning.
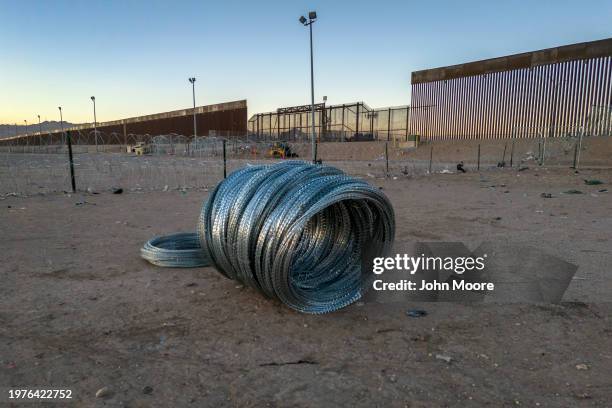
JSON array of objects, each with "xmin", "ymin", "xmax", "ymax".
[{"xmin": 1, "ymin": 0, "xmax": 611, "ymax": 125}]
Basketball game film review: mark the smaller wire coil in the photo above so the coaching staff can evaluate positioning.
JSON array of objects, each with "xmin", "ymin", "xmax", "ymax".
[{"xmin": 141, "ymin": 232, "xmax": 210, "ymax": 268}]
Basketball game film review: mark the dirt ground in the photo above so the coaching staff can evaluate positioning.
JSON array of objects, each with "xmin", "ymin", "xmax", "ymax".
[{"xmin": 1, "ymin": 165, "xmax": 611, "ymax": 407}]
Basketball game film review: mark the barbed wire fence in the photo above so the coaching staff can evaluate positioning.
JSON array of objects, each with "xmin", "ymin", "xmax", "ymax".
[{"xmin": 0, "ymin": 129, "xmax": 610, "ymax": 196}]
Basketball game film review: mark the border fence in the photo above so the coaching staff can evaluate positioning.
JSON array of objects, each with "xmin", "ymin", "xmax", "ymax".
[
  {"xmin": 247, "ymin": 102, "xmax": 412, "ymax": 143},
  {"xmin": 410, "ymin": 38, "xmax": 612, "ymax": 140}
]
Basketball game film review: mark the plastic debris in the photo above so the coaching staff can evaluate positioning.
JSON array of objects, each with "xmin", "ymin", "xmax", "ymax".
[
  {"xmin": 435, "ymin": 354, "xmax": 452, "ymax": 363},
  {"xmin": 406, "ymin": 309, "xmax": 428, "ymax": 318},
  {"xmin": 584, "ymin": 179, "xmax": 603, "ymax": 185}
]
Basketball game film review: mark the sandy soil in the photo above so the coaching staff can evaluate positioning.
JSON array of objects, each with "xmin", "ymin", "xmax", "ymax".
[{"xmin": 1, "ymin": 166, "xmax": 611, "ymax": 407}]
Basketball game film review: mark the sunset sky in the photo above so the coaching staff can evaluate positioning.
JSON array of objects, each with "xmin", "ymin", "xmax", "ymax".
[{"xmin": 1, "ymin": 0, "xmax": 611, "ymax": 125}]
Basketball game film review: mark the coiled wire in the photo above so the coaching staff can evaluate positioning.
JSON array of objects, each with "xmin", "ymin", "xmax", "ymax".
[
  {"xmin": 141, "ymin": 232, "xmax": 210, "ymax": 268},
  {"xmin": 197, "ymin": 161, "xmax": 395, "ymax": 314}
]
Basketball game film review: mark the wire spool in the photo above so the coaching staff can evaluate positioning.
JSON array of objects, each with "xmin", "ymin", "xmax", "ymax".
[
  {"xmin": 198, "ymin": 161, "xmax": 395, "ymax": 314},
  {"xmin": 141, "ymin": 232, "xmax": 210, "ymax": 268}
]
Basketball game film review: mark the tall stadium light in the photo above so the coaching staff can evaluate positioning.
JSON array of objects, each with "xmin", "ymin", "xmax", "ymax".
[
  {"xmin": 58, "ymin": 106, "xmax": 64, "ymax": 144},
  {"xmin": 188, "ymin": 77, "xmax": 197, "ymax": 138},
  {"xmin": 91, "ymin": 96, "xmax": 98, "ymax": 151},
  {"xmin": 300, "ymin": 11, "xmax": 317, "ymax": 163}
]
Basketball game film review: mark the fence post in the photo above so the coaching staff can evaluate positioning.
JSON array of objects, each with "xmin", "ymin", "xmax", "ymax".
[
  {"xmin": 576, "ymin": 132, "xmax": 584, "ymax": 169},
  {"xmin": 510, "ymin": 141, "xmax": 515, "ymax": 167},
  {"xmin": 477, "ymin": 144, "xmax": 481, "ymax": 171},
  {"xmin": 501, "ymin": 143, "xmax": 507, "ymax": 166},
  {"xmin": 385, "ymin": 142, "xmax": 389, "ymax": 178},
  {"xmin": 223, "ymin": 139, "xmax": 227, "ymax": 179},
  {"xmin": 66, "ymin": 131, "xmax": 76, "ymax": 193},
  {"xmin": 428, "ymin": 145, "xmax": 433, "ymax": 174},
  {"xmin": 572, "ymin": 142, "xmax": 578, "ymax": 169}
]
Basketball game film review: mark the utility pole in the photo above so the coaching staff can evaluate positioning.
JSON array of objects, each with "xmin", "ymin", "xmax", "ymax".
[{"xmin": 300, "ymin": 11, "xmax": 318, "ymax": 163}]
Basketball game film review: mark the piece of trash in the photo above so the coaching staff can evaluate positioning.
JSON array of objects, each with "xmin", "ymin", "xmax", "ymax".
[
  {"xmin": 540, "ymin": 193, "xmax": 553, "ymax": 198},
  {"xmin": 494, "ymin": 216, "xmax": 502, "ymax": 220},
  {"xmin": 562, "ymin": 190, "xmax": 583, "ymax": 195},
  {"xmin": 95, "ymin": 387, "xmax": 112, "ymax": 398},
  {"xmin": 185, "ymin": 282, "xmax": 197, "ymax": 287},
  {"xmin": 584, "ymin": 179, "xmax": 603, "ymax": 185},
  {"xmin": 435, "ymin": 354, "xmax": 452, "ymax": 363},
  {"xmin": 598, "ymin": 189, "xmax": 608, "ymax": 193},
  {"xmin": 406, "ymin": 309, "xmax": 427, "ymax": 318},
  {"xmin": 75, "ymin": 201, "xmax": 96, "ymax": 206},
  {"xmin": 575, "ymin": 363, "xmax": 589, "ymax": 370},
  {"xmin": 112, "ymin": 188, "xmax": 123, "ymax": 194},
  {"xmin": 366, "ymin": 173, "xmax": 375, "ymax": 178},
  {"xmin": 439, "ymin": 169, "xmax": 452, "ymax": 174},
  {"xmin": 7, "ymin": 362, "xmax": 16, "ymax": 369},
  {"xmin": 518, "ymin": 166, "xmax": 529, "ymax": 171},
  {"xmin": 163, "ymin": 185, "xmax": 169, "ymax": 192},
  {"xmin": 142, "ymin": 386, "xmax": 153, "ymax": 395}
]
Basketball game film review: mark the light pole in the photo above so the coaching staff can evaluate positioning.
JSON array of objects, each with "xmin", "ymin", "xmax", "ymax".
[
  {"xmin": 91, "ymin": 96, "xmax": 98, "ymax": 151},
  {"xmin": 38, "ymin": 114, "xmax": 42, "ymax": 147},
  {"xmin": 24, "ymin": 120, "xmax": 28, "ymax": 147},
  {"xmin": 188, "ymin": 77, "xmax": 197, "ymax": 138},
  {"xmin": 300, "ymin": 11, "xmax": 317, "ymax": 163},
  {"xmin": 58, "ymin": 106, "xmax": 64, "ymax": 144}
]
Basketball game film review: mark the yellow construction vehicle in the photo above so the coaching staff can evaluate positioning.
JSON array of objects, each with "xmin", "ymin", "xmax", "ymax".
[{"xmin": 266, "ymin": 142, "xmax": 297, "ymax": 159}]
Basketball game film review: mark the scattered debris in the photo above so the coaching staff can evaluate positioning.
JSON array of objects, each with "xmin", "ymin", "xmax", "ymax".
[
  {"xmin": 598, "ymin": 189, "xmax": 608, "ymax": 193},
  {"xmin": 185, "ymin": 282, "xmax": 197, "ymax": 287},
  {"xmin": 562, "ymin": 190, "xmax": 583, "ymax": 195},
  {"xmin": 163, "ymin": 185, "xmax": 169, "ymax": 192},
  {"xmin": 75, "ymin": 201, "xmax": 96, "ymax": 206},
  {"xmin": 540, "ymin": 193, "xmax": 553, "ymax": 198},
  {"xmin": 95, "ymin": 387, "xmax": 112, "ymax": 398},
  {"xmin": 406, "ymin": 309, "xmax": 428, "ymax": 318},
  {"xmin": 142, "ymin": 386, "xmax": 153, "ymax": 395},
  {"xmin": 112, "ymin": 188, "xmax": 123, "ymax": 194},
  {"xmin": 7, "ymin": 361, "xmax": 16, "ymax": 369},
  {"xmin": 435, "ymin": 354, "xmax": 453, "ymax": 363},
  {"xmin": 584, "ymin": 179, "xmax": 603, "ymax": 185},
  {"xmin": 259, "ymin": 359, "xmax": 318, "ymax": 367},
  {"xmin": 518, "ymin": 166, "xmax": 529, "ymax": 171},
  {"xmin": 456, "ymin": 161, "xmax": 466, "ymax": 173},
  {"xmin": 575, "ymin": 363, "xmax": 589, "ymax": 370}
]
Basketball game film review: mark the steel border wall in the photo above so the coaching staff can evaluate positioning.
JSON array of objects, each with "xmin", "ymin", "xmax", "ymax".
[{"xmin": 410, "ymin": 38, "xmax": 612, "ymax": 140}]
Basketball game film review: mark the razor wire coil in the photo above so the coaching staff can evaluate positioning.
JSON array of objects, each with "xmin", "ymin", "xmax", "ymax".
[
  {"xmin": 141, "ymin": 232, "xmax": 210, "ymax": 268},
  {"xmin": 197, "ymin": 161, "xmax": 395, "ymax": 314}
]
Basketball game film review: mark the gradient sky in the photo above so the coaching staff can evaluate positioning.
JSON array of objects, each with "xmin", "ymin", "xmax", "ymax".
[{"xmin": 1, "ymin": 0, "xmax": 611, "ymax": 125}]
